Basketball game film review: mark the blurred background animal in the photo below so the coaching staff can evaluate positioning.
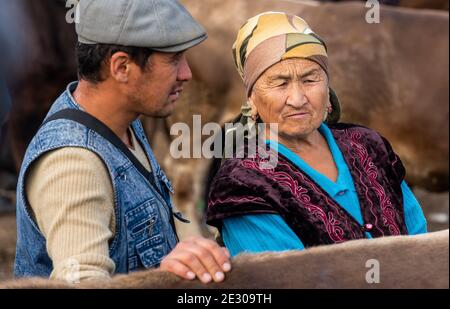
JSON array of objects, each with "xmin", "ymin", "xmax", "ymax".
[
  {"xmin": 0, "ymin": 0, "xmax": 448, "ymax": 282},
  {"xmin": 173, "ymin": 0, "xmax": 449, "ymax": 237}
]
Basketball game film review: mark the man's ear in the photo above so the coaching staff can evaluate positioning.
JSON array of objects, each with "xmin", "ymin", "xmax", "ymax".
[{"xmin": 109, "ymin": 51, "xmax": 131, "ymax": 83}]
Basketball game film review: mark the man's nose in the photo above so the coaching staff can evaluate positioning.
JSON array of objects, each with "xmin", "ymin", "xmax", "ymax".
[
  {"xmin": 286, "ymin": 84, "xmax": 307, "ymax": 108},
  {"xmin": 177, "ymin": 55, "xmax": 192, "ymax": 82}
]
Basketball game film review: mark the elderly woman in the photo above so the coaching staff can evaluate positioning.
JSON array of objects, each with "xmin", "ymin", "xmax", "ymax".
[{"xmin": 207, "ymin": 12, "xmax": 427, "ymax": 256}]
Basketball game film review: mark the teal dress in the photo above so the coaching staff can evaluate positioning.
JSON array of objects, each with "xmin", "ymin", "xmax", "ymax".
[{"xmin": 222, "ymin": 123, "xmax": 427, "ymax": 256}]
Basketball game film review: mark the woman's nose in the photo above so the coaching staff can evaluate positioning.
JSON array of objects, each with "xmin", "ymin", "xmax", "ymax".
[{"xmin": 286, "ymin": 84, "xmax": 307, "ymax": 108}]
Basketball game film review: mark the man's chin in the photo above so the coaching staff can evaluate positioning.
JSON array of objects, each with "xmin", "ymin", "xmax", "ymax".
[
  {"xmin": 162, "ymin": 103, "xmax": 176, "ymax": 117},
  {"xmin": 145, "ymin": 107, "xmax": 175, "ymax": 119},
  {"xmin": 142, "ymin": 111, "xmax": 173, "ymax": 119},
  {"xmin": 140, "ymin": 100, "xmax": 177, "ymax": 119}
]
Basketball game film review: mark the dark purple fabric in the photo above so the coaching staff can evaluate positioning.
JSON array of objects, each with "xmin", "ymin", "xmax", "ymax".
[{"xmin": 207, "ymin": 123, "xmax": 408, "ymax": 248}]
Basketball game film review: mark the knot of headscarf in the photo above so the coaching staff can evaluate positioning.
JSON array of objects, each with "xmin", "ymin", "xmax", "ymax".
[{"xmin": 232, "ymin": 12, "xmax": 340, "ymax": 125}]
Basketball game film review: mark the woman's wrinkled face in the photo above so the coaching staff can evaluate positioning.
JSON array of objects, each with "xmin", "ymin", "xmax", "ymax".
[{"xmin": 250, "ymin": 58, "xmax": 329, "ymax": 140}]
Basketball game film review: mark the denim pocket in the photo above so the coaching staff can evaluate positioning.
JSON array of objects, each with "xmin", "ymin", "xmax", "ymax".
[
  {"xmin": 135, "ymin": 235, "xmax": 166, "ymax": 268},
  {"xmin": 125, "ymin": 198, "xmax": 165, "ymax": 270},
  {"xmin": 125, "ymin": 198, "xmax": 160, "ymax": 239}
]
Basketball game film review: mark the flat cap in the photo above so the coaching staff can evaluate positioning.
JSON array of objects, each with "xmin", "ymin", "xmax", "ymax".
[{"xmin": 76, "ymin": 0, "xmax": 207, "ymax": 52}]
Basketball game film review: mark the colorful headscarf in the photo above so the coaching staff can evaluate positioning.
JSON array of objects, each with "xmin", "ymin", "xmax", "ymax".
[{"xmin": 232, "ymin": 12, "xmax": 340, "ymax": 124}]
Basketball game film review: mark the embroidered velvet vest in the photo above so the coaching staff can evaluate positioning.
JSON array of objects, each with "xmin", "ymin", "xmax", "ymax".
[{"xmin": 207, "ymin": 123, "xmax": 408, "ymax": 248}]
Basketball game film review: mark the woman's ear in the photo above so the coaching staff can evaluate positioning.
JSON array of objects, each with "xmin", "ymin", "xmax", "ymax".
[{"xmin": 248, "ymin": 96, "xmax": 259, "ymax": 118}]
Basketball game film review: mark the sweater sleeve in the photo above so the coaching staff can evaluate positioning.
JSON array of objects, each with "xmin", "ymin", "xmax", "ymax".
[
  {"xmin": 222, "ymin": 214, "xmax": 305, "ymax": 257},
  {"xmin": 26, "ymin": 147, "xmax": 116, "ymax": 282},
  {"xmin": 401, "ymin": 181, "xmax": 428, "ymax": 235}
]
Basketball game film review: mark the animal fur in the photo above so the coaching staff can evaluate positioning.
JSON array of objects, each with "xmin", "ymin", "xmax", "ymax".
[{"xmin": 2, "ymin": 230, "xmax": 448, "ymax": 289}]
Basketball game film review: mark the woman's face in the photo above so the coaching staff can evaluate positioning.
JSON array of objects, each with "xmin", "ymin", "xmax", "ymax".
[{"xmin": 250, "ymin": 58, "xmax": 329, "ymax": 140}]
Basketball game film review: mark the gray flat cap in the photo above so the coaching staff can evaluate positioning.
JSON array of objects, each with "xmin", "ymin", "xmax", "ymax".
[{"xmin": 76, "ymin": 0, "xmax": 207, "ymax": 52}]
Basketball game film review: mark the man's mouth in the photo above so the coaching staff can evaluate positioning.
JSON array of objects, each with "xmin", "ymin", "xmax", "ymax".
[{"xmin": 169, "ymin": 88, "xmax": 183, "ymax": 100}]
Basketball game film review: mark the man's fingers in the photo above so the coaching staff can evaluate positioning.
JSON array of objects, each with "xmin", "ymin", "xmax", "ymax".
[
  {"xmin": 160, "ymin": 258, "xmax": 196, "ymax": 280},
  {"xmin": 223, "ymin": 247, "xmax": 231, "ymax": 260},
  {"xmin": 181, "ymin": 244, "xmax": 225, "ymax": 283},
  {"xmin": 171, "ymin": 247, "xmax": 213, "ymax": 283},
  {"xmin": 160, "ymin": 237, "xmax": 232, "ymax": 284},
  {"xmin": 193, "ymin": 238, "xmax": 232, "ymax": 274}
]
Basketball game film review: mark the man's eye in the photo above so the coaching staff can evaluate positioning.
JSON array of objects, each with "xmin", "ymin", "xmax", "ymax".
[
  {"xmin": 304, "ymin": 79, "xmax": 316, "ymax": 84},
  {"xmin": 171, "ymin": 54, "xmax": 183, "ymax": 64}
]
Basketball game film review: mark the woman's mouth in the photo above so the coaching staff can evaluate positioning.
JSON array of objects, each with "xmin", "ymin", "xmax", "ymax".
[{"xmin": 285, "ymin": 112, "xmax": 310, "ymax": 119}]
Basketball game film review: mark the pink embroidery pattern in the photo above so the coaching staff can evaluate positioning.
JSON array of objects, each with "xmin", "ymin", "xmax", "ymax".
[
  {"xmin": 240, "ymin": 153, "xmax": 361, "ymax": 243},
  {"xmin": 342, "ymin": 130, "xmax": 401, "ymax": 236},
  {"xmin": 208, "ymin": 196, "xmax": 265, "ymax": 208}
]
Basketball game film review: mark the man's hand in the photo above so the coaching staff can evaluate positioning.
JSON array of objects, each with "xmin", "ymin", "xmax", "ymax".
[{"xmin": 159, "ymin": 236, "xmax": 232, "ymax": 283}]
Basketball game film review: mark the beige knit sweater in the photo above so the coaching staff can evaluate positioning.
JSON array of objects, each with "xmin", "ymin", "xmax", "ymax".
[{"xmin": 26, "ymin": 128, "xmax": 151, "ymax": 282}]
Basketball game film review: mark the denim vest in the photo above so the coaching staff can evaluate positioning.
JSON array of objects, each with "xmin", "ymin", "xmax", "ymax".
[{"xmin": 14, "ymin": 82, "xmax": 178, "ymax": 278}]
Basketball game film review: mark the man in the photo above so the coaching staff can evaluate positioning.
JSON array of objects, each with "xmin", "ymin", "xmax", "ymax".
[{"xmin": 15, "ymin": 0, "xmax": 231, "ymax": 284}]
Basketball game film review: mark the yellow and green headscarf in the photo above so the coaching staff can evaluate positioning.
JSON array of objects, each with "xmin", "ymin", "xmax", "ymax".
[{"xmin": 232, "ymin": 12, "xmax": 340, "ymax": 124}]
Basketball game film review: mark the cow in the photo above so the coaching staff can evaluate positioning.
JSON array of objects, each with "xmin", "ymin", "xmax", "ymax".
[
  {"xmin": 1, "ymin": 229, "xmax": 448, "ymax": 289},
  {"xmin": 1, "ymin": 0, "xmax": 448, "ymax": 239},
  {"xmin": 0, "ymin": 0, "xmax": 77, "ymax": 170},
  {"xmin": 157, "ymin": 0, "xmax": 448, "ymax": 236},
  {"xmin": 175, "ymin": 0, "xmax": 449, "ymax": 191},
  {"xmin": 389, "ymin": 0, "xmax": 449, "ymax": 10}
]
